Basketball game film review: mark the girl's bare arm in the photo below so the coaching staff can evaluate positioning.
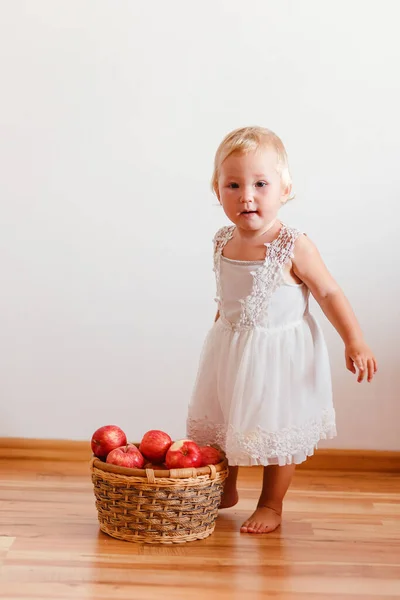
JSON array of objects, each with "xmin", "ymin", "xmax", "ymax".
[{"xmin": 292, "ymin": 235, "xmax": 377, "ymax": 383}]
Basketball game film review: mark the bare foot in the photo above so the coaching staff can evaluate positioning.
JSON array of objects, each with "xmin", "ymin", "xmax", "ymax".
[
  {"xmin": 240, "ymin": 505, "xmax": 282, "ymax": 534},
  {"xmin": 219, "ymin": 488, "xmax": 239, "ymax": 509}
]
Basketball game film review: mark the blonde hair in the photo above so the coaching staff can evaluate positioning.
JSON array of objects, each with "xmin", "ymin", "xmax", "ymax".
[{"xmin": 211, "ymin": 126, "xmax": 294, "ymax": 200}]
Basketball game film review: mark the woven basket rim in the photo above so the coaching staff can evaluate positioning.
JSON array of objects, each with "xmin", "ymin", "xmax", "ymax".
[{"xmin": 91, "ymin": 453, "xmax": 228, "ymax": 479}]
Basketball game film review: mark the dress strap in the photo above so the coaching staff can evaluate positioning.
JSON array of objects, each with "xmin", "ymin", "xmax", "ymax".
[
  {"xmin": 213, "ymin": 225, "xmax": 235, "ymax": 260},
  {"xmin": 267, "ymin": 224, "xmax": 301, "ymax": 266},
  {"xmin": 212, "ymin": 226, "xmax": 235, "ymax": 314}
]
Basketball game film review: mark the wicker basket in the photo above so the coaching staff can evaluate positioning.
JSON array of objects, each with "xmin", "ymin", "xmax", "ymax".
[{"xmin": 90, "ymin": 447, "xmax": 229, "ymax": 544}]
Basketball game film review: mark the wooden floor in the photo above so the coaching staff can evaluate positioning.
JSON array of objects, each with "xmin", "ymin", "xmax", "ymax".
[{"xmin": 0, "ymin": 459, "xmax": 399, "ymax": 599}]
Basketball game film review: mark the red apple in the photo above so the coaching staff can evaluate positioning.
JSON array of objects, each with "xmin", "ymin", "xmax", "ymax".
[
  {"xmin": 165, "ymin": 439, "xmax": 202, "ymax": 469},
  {"xmin": 91, "ymin": 425, "xmax": 127, "ymax": 458},
  {"xmin": 139, "ymin": 430, "xmax": 172, "ymax": 463},
  {"xmin": 106, "ymin": 444, "xmax": 145, "ymax": 468},
  {"xmin": 199, "ymin": 445, "xmax": 223, "ymax": 466}
]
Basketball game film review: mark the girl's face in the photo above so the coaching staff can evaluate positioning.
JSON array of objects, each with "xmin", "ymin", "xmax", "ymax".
[{"xmin": 216, "ymin": 146, "xmax": 290, "ymax": 233}]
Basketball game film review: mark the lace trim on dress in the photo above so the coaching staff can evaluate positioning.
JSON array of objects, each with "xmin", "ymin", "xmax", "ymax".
[
  {"xmin": 213, "ymin": 225, "xmax": 235, "ymax": 309},
  {"xmin": 187, "ymin": 409, "xmax": 337, "ymax": 466},
  {"xmin": 213, "ymin": 224, "xmax": 301, "ymax": 328}
]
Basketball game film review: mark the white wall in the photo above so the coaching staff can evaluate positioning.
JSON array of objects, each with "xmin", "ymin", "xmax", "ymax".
[{"xmin": 1, "ymin": 1, "xmax": 399, "ymax": 450}]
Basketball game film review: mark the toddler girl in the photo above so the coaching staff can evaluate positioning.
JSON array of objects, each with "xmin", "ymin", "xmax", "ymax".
[{"xmin": 187, "ymin": 126, "xmax": 377, "ymax": 534}]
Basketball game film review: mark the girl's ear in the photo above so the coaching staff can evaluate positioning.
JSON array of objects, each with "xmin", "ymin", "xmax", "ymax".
[
  {"xmin": 214, "ymin": 185, "xmax": 221, "ymax": 203},
  {"xmin": 280, "ymin": 182, "xmax": 292, "ymax": 205}
]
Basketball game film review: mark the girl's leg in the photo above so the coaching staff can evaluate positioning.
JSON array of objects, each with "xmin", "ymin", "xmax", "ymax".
[
  {"xmin": 240, "ymin": 464, "xmax": 295, "ymax": 534},
  {"xmin": 219, "ymin": 465, "xmax": 239, "ymax": 508}
]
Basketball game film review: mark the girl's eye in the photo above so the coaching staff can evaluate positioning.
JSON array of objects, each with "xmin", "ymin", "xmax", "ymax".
[
  {"xmin": 228, "ymin": 183, "xmax": 239, "ymax": 189},
  {"xmin": 255, "ymin": 181, "xmax": 267, "ymax": 188}
]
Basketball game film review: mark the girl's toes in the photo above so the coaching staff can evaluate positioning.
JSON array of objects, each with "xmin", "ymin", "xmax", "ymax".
[
  {"xmin": 241, "ymin": 519, "xmax": 255, "ymax": 532},
  {"xmin": 249, "ymin": 521, "xmax": 259, "ymax": 532}
]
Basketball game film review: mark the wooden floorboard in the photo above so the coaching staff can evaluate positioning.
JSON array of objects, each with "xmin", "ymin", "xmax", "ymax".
[{"xmin": 0, "ymin": 459, "xmax": 399, "ymax": 599}]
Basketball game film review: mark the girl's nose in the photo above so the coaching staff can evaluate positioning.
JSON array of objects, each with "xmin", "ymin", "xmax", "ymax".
[{"xmin": 240, "ymin": 187, "xmax": 254, "ymax": 204}]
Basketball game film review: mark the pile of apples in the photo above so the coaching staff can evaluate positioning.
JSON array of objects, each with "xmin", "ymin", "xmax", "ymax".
[{"xmin": 91, "ymin": 425, "xmax": 223, "ymax": 470}]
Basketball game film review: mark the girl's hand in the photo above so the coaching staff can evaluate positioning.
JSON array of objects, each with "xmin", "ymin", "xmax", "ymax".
[{"xmin": 345, "ymin": 341, "xmax": 378, "ymax": 383}]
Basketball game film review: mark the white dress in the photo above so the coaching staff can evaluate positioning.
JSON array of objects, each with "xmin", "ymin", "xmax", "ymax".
[{"xmin": 187, "ymin": 223, "xmax": 337, "ymax": 466}]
